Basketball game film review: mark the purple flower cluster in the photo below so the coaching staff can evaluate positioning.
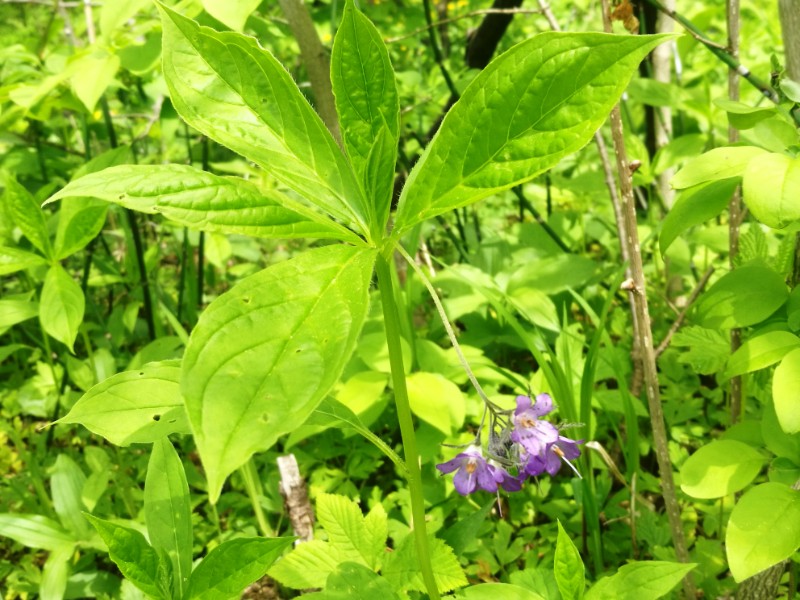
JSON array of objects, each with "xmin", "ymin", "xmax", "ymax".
[{"xmin": 436, "ymin": 393, "xmax": 582, "ymax": 496}]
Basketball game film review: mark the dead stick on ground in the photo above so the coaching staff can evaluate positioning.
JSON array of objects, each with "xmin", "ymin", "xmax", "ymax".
[{"xmin": 599, "ymin": 1, "xmax": 696, "ymax": 596}]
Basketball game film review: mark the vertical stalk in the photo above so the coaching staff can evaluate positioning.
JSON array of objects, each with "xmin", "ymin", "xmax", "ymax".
[
  {"xmin": 600, "ymin": 2, "xmax": 695, "ymax": 596},
  {"xmin": 727, "ymin": 0, "xmax": 743, "ymax": 425},
  {"xmin": 239, "ymin": 459, "xmax": 273, "ymax": 537},
  {"xmin": 375, "ymin": 253, "xmax": 440, "ymax": 600}
]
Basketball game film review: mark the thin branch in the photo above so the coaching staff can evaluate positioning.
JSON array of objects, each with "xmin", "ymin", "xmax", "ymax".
[
  {"xmin": 727, "ymin": 0, "xmax": 743, "ymax": 425},
  {"xmin": 601, "ymin": 2, "xmax": 696, "ymax": 596},
  {"xmin": 421, "ymin": 0, "xmax": 460, "ymax": 99},
  {"xmin": 642, "ymin": 0, "xmax": 780, "ymax": 104},
  {"xmin": 278, "ymin": 0, "xmax": 341, "ymax": 144},
  {"xmin": 385, "ymin": 7, "xmax": 544, "ymax": 44},
  {"xmin": 655, "ymin": 266, "xmax": 715, "ymax": 357}
]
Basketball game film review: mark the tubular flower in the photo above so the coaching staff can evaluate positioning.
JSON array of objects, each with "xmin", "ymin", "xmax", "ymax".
[
  {"xmin": 436, "ymin": 445, "xmax": 508, "ymax": 495},
  {"xmin": 542, "ymin": 436, "xmax": 583, "ymax": 476}
]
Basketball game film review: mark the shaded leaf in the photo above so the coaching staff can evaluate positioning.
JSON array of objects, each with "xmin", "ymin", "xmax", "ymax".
[{"xmin": 680, "ymin": 440, "xmax": 765, "ymax": 499}]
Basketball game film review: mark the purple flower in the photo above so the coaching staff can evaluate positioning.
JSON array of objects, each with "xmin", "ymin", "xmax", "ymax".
[
  {"xmin": 437, "ymin": 446, "xmax": 509, "ymax": 495},
  {"xmin": 510, "ymin": 394, "xmax": 559, "ymax": 457},
  {"xmin": 542, "ymin": 436, "xmax": 583, "ymax": 476},
  {"xmin": 490, "ymin": 459, "xmax": 522, "ymax": 492}
]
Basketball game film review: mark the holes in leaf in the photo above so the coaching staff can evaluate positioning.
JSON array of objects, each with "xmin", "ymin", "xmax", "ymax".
[
  {"xmin": 260, "ymin": 413, "xmax": 269, "ymax": 424},
  {"xmin": 242, "ymin": 296, "xmax": 251, "ymax": 304},
  {"xmin": 152, "ymin": 414, "xmax": 161, "ymax": 421}
]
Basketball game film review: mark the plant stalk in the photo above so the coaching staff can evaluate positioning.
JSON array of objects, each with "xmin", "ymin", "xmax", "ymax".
[
  {"xmin": 239, "ymin": 459, "xmax": 273, "ymax": 537},
  {"xmin": 600, "ymin": 2, "xmax": 695, "ymax": 596},
  {"xmin": 376, "ymin": 253, "xmax": 440, "ymax": 600}
]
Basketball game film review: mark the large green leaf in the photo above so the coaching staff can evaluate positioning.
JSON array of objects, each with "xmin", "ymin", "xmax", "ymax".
[
  {"xmin": 742, "ymin": 152, "xmax": 800, "ymax": 228},
  {"xmin": 3, "ymin": 175, "xmax": 52, "ymax": 258},
  {"xmin": 315, "ymin": 494, "xmax": 387, "ymax": 571},
  {"xmin": 57, "ymin": 360, "xmax": 190, "ymax": 445},
  {"xmin": 40, "ymin": 544, "xmax": 74, "ymax": 600},
  {"xmin": 331, "ymin": 0, "xmax": 398, "ymax": 231},
  {"xmin": 554, "ymin": 521, "xmax": 584, "ymax": 600},
  {"xmin": 585, "ymin": 561, "xmax": 696, "ymax": 600},
  {"xmin": 181, "ymin": 245, "xmax": 375, "ymax": 501},
  {"xmin": 51, "ymin": 454, "xmax": 91, "ymax": 540},
  {"xmin": 0, "ymin": 246, "xmax": 47, "ymax": 276},
  {"xmin": 85, "ymin": 514, "xmax": 170, "ymax": 599},
  {"xmin": 304, "ymin": 562, "xmax": 401, "ymax": 600},
  {"xmin": 185, "ymin": 537, "xmax": 294, "ymax": 600},
  {"xmin": 53, "ymin": 197, "xmax": 108, "ymax": 260},
  {"xmin": 392, "ymin": 32, "xmax": 672, "ymax": 236},
  {"xmin": 453, "ymin": 584, "xmax": 546, "ymax": 600},
  {"xmin": 144, "ymin": 438, "xmax": 192, "ymax": 598},
  {"xmin": 679, "ymin": 440, "xmax": 766, "ymax": 499},
  {"xmin": 0, "ymin": 514, "xmax": 74, "ymax": 550},
  {"xmin": 659, "ymin": 178, "xmax": 739, "ymax": 254},
  {"xmin": 200, "ymin": 0, "xmax": 260, "ymax": 32},
  {"xmin": 382, "ymin": 534, "xmax": 467, "ymax": 595},
  {"xmin": 695, "ymin": 265, "xmax": 788, "ymax": 329},
  {"xmin": 156, "ymin": 4, "xmax": 372, "ymax": 240},
  {"xmin": 39, "ymin": 264, "xmax": 85, "ymax": 352},
  {"xmin": 724, "ymin": 331, "xmax": 800, "ymax": 379},
  {"xmin": 405, "ymin": 372, "xmax": 465, "ymax": 435},
  {"xmin": 268, "ymin": 540, "xmax": 343, "ymax": 589},
  {"xmin": 671, "ymin": 146, "xmax": 767, "ymax": 189},
  {"xmin": 774, "ymin": 348, "xmax": 800, "ymax": 434},
  {"xmin": 726, "ymin": 482, "xmax": 800, "ymax": 581},
  {"xmin": 47, "ymin": 165, "xmax": 361, "ymax": 244},
  {"xmin": 0, "ymin": 298, "xmax": 38, "ymax": 329}
]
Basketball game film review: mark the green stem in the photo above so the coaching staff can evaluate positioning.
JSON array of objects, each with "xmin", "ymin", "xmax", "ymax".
[
  {"xmin": 376, "ymin": 253, "xmax": 440, "ymax": 600},
  {"xmin": 240, "ymin": 459, "xmax": 272, "ymax": 537}
]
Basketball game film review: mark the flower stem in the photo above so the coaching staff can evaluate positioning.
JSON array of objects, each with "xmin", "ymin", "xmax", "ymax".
[{"xmin": 376, "ymin": 253, "xmax": 440, "ymax": 600}]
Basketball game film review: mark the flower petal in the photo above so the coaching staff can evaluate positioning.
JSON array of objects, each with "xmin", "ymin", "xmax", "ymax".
[
  {"xmin": 531, "ymin": 393, "xmax": 554, "ymax": 417},
  {"xmin": 452, "ymin": 464, "xmax": 477, "ymax": 495},
  {"xmin": 475, "ymin": 463, "xmax": 499, "ymax": 493},
  {"xmin": 436, "ymin": 455, "xmax": 465, "ymax": 475},
  {"xmin": 514, "ymin": 395, "xmax": 532, "ymax": 415}
]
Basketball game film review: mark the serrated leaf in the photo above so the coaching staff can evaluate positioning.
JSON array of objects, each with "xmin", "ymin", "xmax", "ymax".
[
  {"xmin": 0, "ymin": 514, "xmax": 74, "ymax": 550},
  {"xmin": 671, "ymin": 146, "xmax": 767, "ymax": 189},
  {"xmin": 554, "ymin": 522, "xmax": 584, "ymax": 600},
  {"xmin": 453, "ymin": 583, "xmax": 546, "ymax": 600},
  {"xmin": 585, "ymin": 561, "xmax": 696, "ymax": 600},
  {"xmin": 185, "ymin": 537, "xmax": 294, "ymax": 600},
  {"xmin": 316, "ymin": 494, "xmax": 387, "ymax": 570},
  {"xmin": 39, "ymin": 264, "xmax": 85, "ymax": 352},
  {"xmin": 156, "ymin": 4, "xmax": 372, "ymax": 239},
  {"xmin": 4, "ymin": 175, "xmax": 52, "ymax": 258},
  {"xmin": 57, "ymin": 360, "xmax": 189, "ymax": 445},
  {"xmin": 382, "ymin": 534, "xmax": 466, "ymax": 594},
  {"xmin": 726, "ymin": 483, "xmax": 800, "ymax": 581},
  {"xmin": 670, "ymin": 326, "xmax": 730, "ymax": 374},
  {"xmin": 659, "ymin": 179, "xmax": 739, "ymax": 254},
  {"xmin": 85, "ymin": 514, "xmax": 169, "ymax": 599},
  {"xmin": 742, "ymin": 152, "xmax": 800, "ymax": 228},
  {"xmin": 303, "ymin": 562, "xmax": 401, "ymax": 600},
  {"xmin": 774, "ymin": 348, "xmax": 800, "ymax": 434},
  {"xmin": 680, "ymin": 440, "xmax": 766, "ymax": 499},
  {"xmin": 144, "ymin": 438, "xmax": 192, "ymax": 597},
  {"xmin": 47, "ymin": 165, "xmax": 361, "ymax": 244},
  {"xmin": 724, "ymin": 331, "xmax": 800, "ymax": 379},
  {"xmin": 181, "ymin": 245, "xmax": 375, "ymax": 501},
  {"xmin": 331, "ymin": 0, "xmax": 398, "ymax": 230},
  {"xmin": 0, "ymin": 246, "xmax": 47, "ymax": 276},
  {"xmin": 392, "ymin": 32, "xmax": 673, "ymax": 235},
  {"xmin": 268, "ymin": 540, "xmax": 342, "ymax": 589},
  {"xmin": 695, "ymin": 265, "xmax": 788, "ymax": 329}
]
